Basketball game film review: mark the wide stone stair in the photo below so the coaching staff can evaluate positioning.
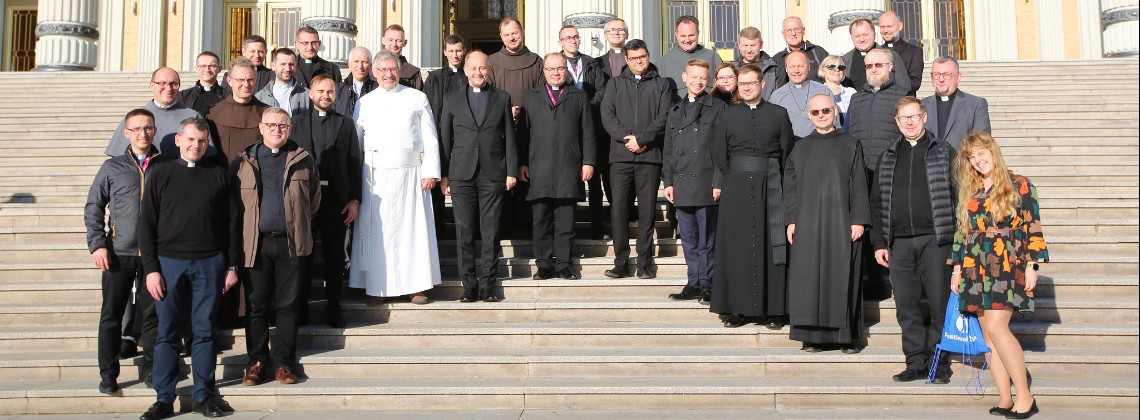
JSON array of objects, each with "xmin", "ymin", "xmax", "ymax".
[{"xmin": 0, "ymin": 59, "xmax": 1136, "ymax": 416}]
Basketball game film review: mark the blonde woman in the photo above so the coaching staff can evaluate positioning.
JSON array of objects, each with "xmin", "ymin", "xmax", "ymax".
[
  {"xmin": 819, "ymin": 55, "xmax": 855, "ymax": 130},
  {"xmin": 949, "ymin": 131, "xmax": 1048, "ymax": 419}
]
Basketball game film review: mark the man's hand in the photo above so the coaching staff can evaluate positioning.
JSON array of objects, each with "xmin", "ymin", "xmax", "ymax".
[
  {"xmin": 581, "ymin": 165, "xmax": 594, "ymax": 182},
  {"xmin": 341, "ymin": 200, "xmax": 359, "ymax": 224},
  {"xmin": 635, "ymin": 145, "xmax": 648, "ymax": 154},
  {"xmin": 224, "ymin": 270, "xmax": 239, "ymax": 294},
  {"xmin": 874, "ymin": 249, "xmax": 890, "ymax": 268},
  {"xmin": 146, "ymin": 272, "xmax": 165, "ymax": 300},
  {"xmin": 519, "ymin": 166, "xmax": 530, "ymax": 182},
  {"xmin": 851, "ymin": 225, "xmax": 865, "ymax": 242},
  {"xmin": 712, "ymin": 188, "xmax": 721, "ymax": 201},
  {"xmin": 92, "ymin": 248, "xmax": 110, "ymax": 271},
  {"xmin": 786, "ymin": 224, "xmax": 795, "ymax": 244},
  {"xmin": 505, "ymin": 176, "xmax": 517, "ymax": 191},
  {"xmin": 624, "ymin": 135, "xmax": 639, "ymax": 152},
  {"xmin": 440, "ymin": 177, "xmax": 451, "ymax": 196},
  {"xmin": 421, "ymin": 178, "xmax": 437, "ymax": 190},
  {"xmin": 663, "ymin": 186, "xmax": 674, "ymax": 204}
]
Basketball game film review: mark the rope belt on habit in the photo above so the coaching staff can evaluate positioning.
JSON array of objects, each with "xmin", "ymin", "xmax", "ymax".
[{"xmin": 727, "ymin": 155, "xmax": 787, "ymax": 265}]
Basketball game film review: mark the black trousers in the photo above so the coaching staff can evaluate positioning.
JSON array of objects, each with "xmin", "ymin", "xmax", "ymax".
[
  {"xmin": 609, "ymin": 162, "xmax": 661, "ymax": 268},
  {"xmin": 889, "ymin": 234, "xmax": 951, "ymax": 372},
  {"xmin": 451, "ymin": 177, "xmax": 505, "ymax": 291},
  {"xmin": 430, "ymin": 184, "xmax": 447, "ymax": 238},
  {"xmin": 301, "ymin": 189, "xmax": 347, "ymax": 315},
  {"xmin": 587, "ymin": 147, "xmax": 612, "ymax": 231},
  {"xmin": 532, "ymin": 198, "xmax": 577, "ymax": 271},
  {"xmin": 97, "ymin": 254, "xmax": 155, "ymax": 379},
  {"xmin": 245, "ymin": 234, "xmax": 305, "ymax": 367}
]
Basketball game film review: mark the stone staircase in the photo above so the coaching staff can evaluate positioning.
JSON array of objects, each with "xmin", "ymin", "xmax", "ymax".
[{"xmin": 0, "ymin": 59, "xmax": 1136, "ymax": 416}]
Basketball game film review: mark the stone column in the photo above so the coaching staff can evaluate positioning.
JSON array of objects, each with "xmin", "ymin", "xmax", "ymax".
[
  {"xmin": 96, "ymin": 0, "xmax": 123, "ymax": 71},
  {"xmin": 181, "ymin": 0, "xmax": 221, "ymax": 72},
  {"xmin": 301, "ymin": 0, "xmax": 356, "ymax": 65},
  {"xmin": 824, "ymin": 0, "xmax": 885, "ymax": 54},
  {"xmin": 967, "ymin": 0, "xmax": 1018, "ymax": 61},
  {"xmin": 1102, "ymin": 0, "xmax": 1139, "ymax": 57},
  {"xmin": 357, "ymin": 0, "xmax": 385, "ymax": 54},
  {"xmin": 402, "ymin": 0, "xmax": 440, "ymax": 67},
  {"xmin": 746, "ymin": 0, "xmax": 786, "ymax": 54},
  {"xmin": 137, "ymin": 0, "xmax": 166, "ymax": 71},
  {"xmin": 33, "ymin": 0, "xmax": 99, "ymax": 71}
]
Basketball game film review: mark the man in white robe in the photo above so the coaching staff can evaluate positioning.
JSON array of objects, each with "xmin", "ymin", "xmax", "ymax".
[{"xmin": 349, "ymin": 50, "xmax": 442, "ymax": 305}]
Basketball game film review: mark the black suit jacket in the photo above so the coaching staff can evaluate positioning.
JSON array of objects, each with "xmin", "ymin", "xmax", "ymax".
[
  {"xmin": 439, "ymin": 86, "xmax": 518, "ymax": 182},
  {"xmin": 289, "ymin": 110, "xmax": 362, "ymax": 206}
]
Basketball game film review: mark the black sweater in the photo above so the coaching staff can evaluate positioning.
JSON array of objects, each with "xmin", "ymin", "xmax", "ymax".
[
  {"xmin": 138, "ymin": 158, "xmax": 236, "ymax": 274},
  {"xmin": 889, "ymin": 134, "xmax": 935, "ymax": 238}
]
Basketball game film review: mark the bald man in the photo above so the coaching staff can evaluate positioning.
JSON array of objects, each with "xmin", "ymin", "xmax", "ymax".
[
  {"xmin": 105, "ymin": 67, "xmax": 204, "ymax": 158},
  {"xmin": 878, "ymin": 11, "xmax": 923, "ymax": 96},
  {"xmin": 773, "ymin": 16, "xmax": 831, "ymax": 87}
]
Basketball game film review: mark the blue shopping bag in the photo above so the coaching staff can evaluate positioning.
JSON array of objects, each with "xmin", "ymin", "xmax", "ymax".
[{"xmin": 927, "ymin": 292, "xmax": 990, "ymax": 397}]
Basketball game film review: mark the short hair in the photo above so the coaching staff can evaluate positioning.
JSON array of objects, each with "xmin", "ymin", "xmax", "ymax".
[
  {"xmin": 895, "ymin": 96, "xmax": 925, "ymax": 115},
  {"xmin": 124, "ymin": 108, "xmax": 155, "ymax": 122},
  {"xmin": 373, "ymin": 50, "xmax": 399, "ymax": 66},
  {"xmin": 499, "ymin": 16, "xmax": 522, "ymax": 30},
  {"xmin": 150, "ymin": 67, "xmax": 178, "ymax": 82},
  {"xmin": 686, "ymin": 59, "xmax": 710, "ymax": 70},
  {"xmin": 177, "ymin": 117, "xmax": 210, "ymax": 136},
  {"xmin": 243, "ymin": 35, "xmax": 267, "ymax": 48},
  {"xmin": 348, "ymin": 46, "xmax": 372, "ymax": 60},
  {"xmin": 605, "ymin": 18, "xmax": 626, "ymax": 28},
  {"xmin": 675, "ymin": 15, "xmax": 699, "ymax": 28},
  {"xmin": 384, "ymin": 24, "xmax": 405, "ymax": 34},
  {"xmin": 739, "ymin": 26, "xmax": 762, "ymax": 41},
  {"xmin": 296, "ymin": 25, "xmax": 319, "ymax": 38},
  {"xmin": 737, "ymin": 64, "xmax": 761, "ymax": 79},
  {"xmin": 196, "ymin": 51, "xmax": 220, "ymax": 62},
  {"xmin": 849, "ymin": 18, "xmax": 874, "ymax": 34},
  {"xmin": 818, "ymin": 55, "xmax": 844, "ymax": 79},
  {"xmin": 443, "ymin": 34, "xmax": 465, "ymax": 47},
  {"xmin": 262, "ymin": 107, "xmax": 290, "ymax": 119},
  {"xmin": 623, "ymin": 39, "xmax": 649, "ymax": 56},
  {"xmin": 867, "ymin": 48, "xmax": 893, "ymax": 63},
  {"xmin": 271, "ymin": 47, "xmax": 296, "ymax": 62},
  {"xmin": 230, "ymin": 57, "xmax": 256, "ymax": 73},
  {"xmin": 543, "ymin": 52, "xmax": 568, "ymax": 66},
  {"xmin": 310, "ymin": 74, "xmax": 335, "ymax": 87},
  {"xmin": 559, "ymin": 24, "xmax": 577, "ymax": 36},
  {"xmin": 932, "ymin": 55, "xmax": 960, "ymax": 71}
]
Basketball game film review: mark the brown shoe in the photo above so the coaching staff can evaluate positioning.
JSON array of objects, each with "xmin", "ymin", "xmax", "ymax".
[
  {"xmin": 242, "ymin": 361, "xmax": 265, "ymax": 386},
  {"xmin": 409, "ymin": 293, "xmax": 431, "ymax": 305},
  {"xmin": 366, "ymin": 296, "xmax": 386, "ymax": 306},
  {"xmin": 275, "ymin": 366, "xmax": 297, "ymax": 384}
]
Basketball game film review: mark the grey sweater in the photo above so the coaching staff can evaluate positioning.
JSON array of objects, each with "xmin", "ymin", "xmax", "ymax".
[
  {"xmin": 103, "ymin": 101, "xmax": 201, "ymax": 158},
  {"xmin": 657, "ymin": 44, "xmax": 723, "ymax": 101}
]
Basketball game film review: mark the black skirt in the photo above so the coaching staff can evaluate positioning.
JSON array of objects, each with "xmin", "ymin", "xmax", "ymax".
[{"xmin": 709, "ymin": 169, "xmax": 787, "ymax": 317}]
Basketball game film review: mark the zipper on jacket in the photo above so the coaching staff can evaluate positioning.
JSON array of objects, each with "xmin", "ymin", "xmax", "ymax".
[{"xmin": 132, "ymin": 153, "xmax": 148, "ymax": 257}]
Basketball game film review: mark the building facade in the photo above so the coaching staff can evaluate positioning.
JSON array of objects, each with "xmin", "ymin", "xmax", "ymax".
[{"xmin": 1, "ymin": 0, "xmax": 1136, "ymax": 72}]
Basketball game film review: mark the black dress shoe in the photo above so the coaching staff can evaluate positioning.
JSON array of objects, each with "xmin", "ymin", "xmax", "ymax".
[
  {"xmin": 325, "ymin": 309, "xmax": 346, "ymax": 328},
  {"xmin": 192, "ymin": 397, "xmax": 225, "ymax": 417},
  {"xmin": 139, "ymin": 401, "xmax": 174, "ymax": 420},
  {"xmin": 142, "ymin": 370, "xmax": 153, "ymax": 388},
  {"xmin": 532, "ymin": 268, "xmax": 556, "ymax": 280},
  {"xmin": 603, "ymin": 266, "xmax": 629, "ymax": 278},
  {"xmin": 636, "ymin": 267, "xmax": 655, "ymax": 279},
  {"xmin": 723, "ymin": 314, "xmax": 749, "ymax": 328},
  {"xmin": 1005, "ymin": 399, "xmax": 1038, "ymax": 419},
  {"xmin": 180, "ymin": 336, "xmax": 192, "ymax": 357},
  {"xmin": 558, "ymin": 268, "xmax": 581, "ymax": 280},
  {"xmin": 765, "ymin": 317, "xmax": 785, "ymax": 330},
  {"xmin": 481, "ymin": 290, "xmax": 500, "ymax": 302},
  {"xmin": 459, "ymin": 289, "xmax": 478, "ymax": 303},
  {"xmin": 892, "ymin": 368, "xmax": 924, "ymax": 382},
  {"xmin": 668, "ymin": 286, "xmax": 701, "ymax": 300},
  {"xmin": 840, "ymin": 346, "xmax": 862, "ymax": 354},
  {"xmin": 98, "ymin": 376, "xmax": 119, "ymax": 395},
  {"xmin": 801, "ymin": 344, "xmax": 823, "ymax": 353},
  {"xmin": 697, "ymin": 288, "xmax": 711, "ymax": 305},
  {"xmin": 929, "ymin": 369, "xmax": 952, "ymax": 384},
  {"xmin": 989, "ymin": 406, "xmax": 1013, "ymax": 416},
  {"xmin": 120, "ymin": 339, "xmax": 139, "ymax": 359}
]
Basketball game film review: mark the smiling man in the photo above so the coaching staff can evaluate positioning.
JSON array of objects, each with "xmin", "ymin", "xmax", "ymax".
[
  {"xmin": 921, "ymin": 56, "xmax": 991, "ymax": 148},
  {"xmin": 659, "ymin": 15, "xmax": 722, "ymax": 101},
  {"xmin": 104, "ymin": 67, "xmax": 202, "ymax": 158},
  {"xmin": 180, "ymin": 51, "xmax": 227, "ymax": 116},
  {"xmin": 773, "ymin": 16, "xmax": 831, "ymax": 87},
  {"xmin": 293, "ymin": 26, "xmax": 341, "ymax": 87},
  {"xmin": 334, "ymin": 46, "xmax": 377, "ymax": 116},
  {"xmin": 382, "ymin": 24, "xmax": 425, "ymax": 90},
  {"xmin": 879, "ymin": 11, "xmax": 923, "ymax": 96}
]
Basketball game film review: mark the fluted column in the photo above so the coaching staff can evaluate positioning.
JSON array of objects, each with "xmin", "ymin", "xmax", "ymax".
[
  {"xmin": 824, "ymin": 0, "xmax": 885, "ymax": 54},
  {"xmin": 1102, "ymin": 0, "xmax": 1139, "ymax": 57},
  {"xmin": 181, "ymin": 0, "xmax": 220, "ymax": 72},
  {"xmin": 302, "ymin": 0, "xmax": 356, "ymax": 65},
  {"xmin": 358, "ymin": 0, "xmax": 385, "ymax": 54},
  {"xmin": 746, "ymin": 1, "xmax": 787, "ymax": 53},
  {"xmin": 563, "ymin": 1, "xmax": 618, "ymax": 58},
  {"xmin": 967, "ymin": 0, "xmax": 1018, "ymax": 61},
  {"xmin": 135, "ymin": 0, "xmax": 166, "ymax": 70},
  {"xmin": 34, "ymin": 0, "xmax": 99, "ymax": 71},
  {"xmin": 402, "ymin": 0, "xmax": 440, "ymax": 67},
  {"xmin": 522, "ymin": 0, "xmax": 555, "ymax": 55}
]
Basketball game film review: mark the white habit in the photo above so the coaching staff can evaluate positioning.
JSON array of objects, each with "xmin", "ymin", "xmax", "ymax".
[{"xmin": 349, "ymin": 84, "xmax": 442, "ymax": 297}]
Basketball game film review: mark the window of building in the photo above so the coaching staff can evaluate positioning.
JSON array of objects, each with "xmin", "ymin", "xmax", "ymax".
[
  {"xmin": 663, "ymin": 0, "xmax": 740, "ymax": 58},
  {"xmin": 473, "ymin": 0, "xmax": 519, "ymax": 19}
]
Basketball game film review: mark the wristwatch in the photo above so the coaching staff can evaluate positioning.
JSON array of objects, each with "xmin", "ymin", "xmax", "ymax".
[
  {"xmin": 227, "ymin": 266, "xmax": 239, "ymax": 272},
  {"xmin": 1026, "ymin": 262, "xmax": 1039, "ymax": 271}
]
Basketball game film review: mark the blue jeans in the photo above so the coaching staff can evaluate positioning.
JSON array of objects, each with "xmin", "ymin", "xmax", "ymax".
[{"xmin": 153, "ymin": 253, "xmax": 225, "ymax": 403}]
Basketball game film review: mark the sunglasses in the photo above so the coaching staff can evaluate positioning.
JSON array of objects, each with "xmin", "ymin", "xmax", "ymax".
[
  {"xmin": 823, "ymin": 64, "xmax": 847, "ymax": 71},
  {"xmin": 809, "ymin": 108, "xmax": 834, "ymax": 117},
  {"xmin": 864, "ymin": 62, "xmax": 890, "ymax": 69}
]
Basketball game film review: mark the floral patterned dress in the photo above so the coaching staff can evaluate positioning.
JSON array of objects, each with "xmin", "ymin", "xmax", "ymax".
[{"xmin": 950, "ymin": 172, "xmax": 1050, "ymax": 313}]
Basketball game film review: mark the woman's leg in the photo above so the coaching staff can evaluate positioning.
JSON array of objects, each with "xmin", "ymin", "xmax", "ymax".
[
  {"xmin": 978, "ymin": 309, "xmax": 1013, "ymax": 409},
  {"xmin": 981, "ymin": 308, "xmax": 1033, "ymax": 410}
]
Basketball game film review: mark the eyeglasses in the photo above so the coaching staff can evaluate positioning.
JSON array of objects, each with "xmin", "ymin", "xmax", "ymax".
[
  {"xmin": 737, "ymin": 80, "xmax": 761, "ymax": 87},
  {"xmin": 261, "ymin": 123, "xmax": 291, "ymax": 132},
  {"xmin": 544, "ymin": 66, "xmax": 567, "ymax": 72},
  {"xmin": 605, "ymin": 28, "xmax": 627, "ymax": 34},
  {"xmin": 808, "ymin": 108, "xmax": 834, "ymax": 117},
  {"xmin": 625, "ymin": 54, "xmax": 649, "ymax": 62},
  {"xmin": 823, "ymin": 64, "xmax": 847, "ymax": 71},
  {"xmin": 560, "ymin": 35, "xmax": 580, "ymax": 42},
  {"xmin": 715, "ymin": 76, "xmax": 736, "ymax": 82},
  {"xmin": 895, "ymin": 113, "xmax": 925, "ymax": 123},
  {"xmin": 125, "ymin": 127, "xmax": 157, "ymax": 135},
  {"xmin": 783, "ymin": 28, "xmax": 805, "ymax": 35},
  {"xmin": 864, "ymin": 62, "xmax": 890, "ymax": 69},
  {"xmin": 151, "ymin": 81, "xmax": 180, "ymax": 88},
  {"xmin": 230, "ymin": 78, "xmax": 256, "ymax": 86},
  {"xmin": 931, "ymin": 72, "xmax": 957, "ymax": 79},
  {"xmin": 296, "ymin": 40, "xmax": 321, "ymax": 47}
]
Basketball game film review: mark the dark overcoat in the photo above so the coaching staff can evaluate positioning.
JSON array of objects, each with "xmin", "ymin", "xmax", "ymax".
[
  {"xmin": 662, "ymin": 93, "xmax": 725, "ymax": 207},
  {"xmin": 518, "ymin": 85, "xmax": 597, "ymax": 201}
]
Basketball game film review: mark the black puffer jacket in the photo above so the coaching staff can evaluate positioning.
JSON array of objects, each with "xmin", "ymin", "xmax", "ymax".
[
  {"xmin": 847, "ymin": 74, "xmax": 909, "ymax": 171},
  {"xmin": 85, "ymin": 146, "xmax": 162, "ymax": 256},
  {"xmin": 869, "ymin": 133, "xmax": 957, "ymax": 249},
  {"xmin": 599, "ymin": 64, "xmax": 673, "ymax": 164}
]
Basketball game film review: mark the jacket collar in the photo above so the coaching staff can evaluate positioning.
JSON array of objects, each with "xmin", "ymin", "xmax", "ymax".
[{"xmin": 620, "ymin": 63, "xmax": 660, "ymax": 80}]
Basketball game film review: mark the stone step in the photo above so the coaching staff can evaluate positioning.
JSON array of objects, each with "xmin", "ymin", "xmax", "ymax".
[
  {"xmin": 0, "ymin": 321, "xmax": 1134, "ymax": 353},
  {"xmin": 0, "ymin": 376, "xmax": 1134, "ymax": 414},
  {"xmin": 1043, "ymin": 218, "xmax": 1139, "ymax": 237},
  {"xmin": 1, "ymin": 347, "xmax": 1135, "ymax": 384}
]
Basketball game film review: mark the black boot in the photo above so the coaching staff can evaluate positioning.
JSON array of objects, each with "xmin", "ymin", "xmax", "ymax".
[
  {"xmin": 460, "ymin": 289, "xmax": 478, "ymax": 303},
  {"xmin": 668, "ymin": 286, "xmax": 701, "ymax": 300}
]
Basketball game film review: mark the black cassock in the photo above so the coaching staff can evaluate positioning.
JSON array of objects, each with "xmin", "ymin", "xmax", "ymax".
[
  {"xmin": 709, "ymin": 102, "xmax": 793, "ymax": 318},
  {"xmin": 783, "ymin": 129, "xmax": 871, "ymax": 344}
]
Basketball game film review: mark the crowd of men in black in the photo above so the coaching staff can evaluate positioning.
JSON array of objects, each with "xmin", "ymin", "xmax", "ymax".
[{"xmin": 85, "ymin": 12, "xmax": 995, "ymax": 420}]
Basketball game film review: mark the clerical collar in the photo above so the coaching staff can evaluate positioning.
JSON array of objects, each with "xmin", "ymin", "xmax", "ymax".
[
  {"xmin": 202, "ymin": 84, "xmax": 213, "ymax": 92},
  {"xmin": 270, "ymin": 148, "xmax": 280, "ymax": 154},
  {"xmin": 859, "ymin": 51, "xmax": 868, "ymax": 56},
  {"xmin": 186, "ymin": 161, "xmax": 196, "ymax": 168},
  {"xmin": 634, "ymin": 75, "xmax": 642, "ymax": 80},
  {"xmin": 886, "ymin": 43, "xmax": 894, "ymax": 48},
  {"xmin": 939, "ymin": 95, "xmax": 951, "ymax": 101},
  {"xmin": 471, "ymin": 86, "xmax": 483, "ymax": 93},
  {"xmin": 449, "ymin": 66, "xmax": 459, "ymax": 73},
  {"xmin": 304, "ymin": 58, "xmax": 313, "ymax": 64},
  {"xmin": 688, "ymin": 96, "xmax": 696, "ymax": 102},
  {"xmin": 550, "ymin": 86, "xmax": 560, "ymax": 91},
  {"xmin": 318, "ymin": 111, "xmax": 328, "ymax": 117},
  {"xmin": 793, "ymin": 83, "xmax": 803, "ymax": 89},
  {"xmin": 612, "ymin": 49, "xmax": 622, "ymax": 54}
]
